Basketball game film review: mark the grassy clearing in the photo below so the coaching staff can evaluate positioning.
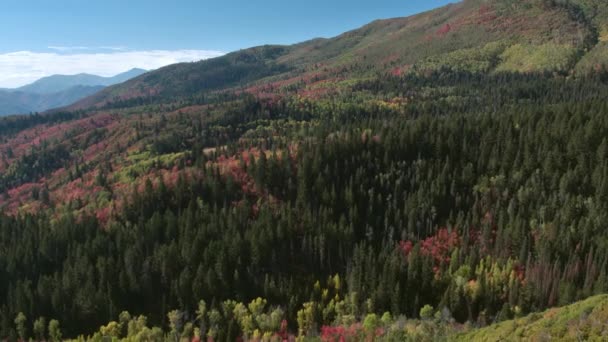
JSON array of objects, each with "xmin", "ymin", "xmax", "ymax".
[{"xmin": 454, "ymin": 295, "xmax": 608, "ymax": 341}]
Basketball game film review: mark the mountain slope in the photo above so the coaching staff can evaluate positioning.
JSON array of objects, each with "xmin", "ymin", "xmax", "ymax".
[
  {"xmin": 455, "ymin": 295, "xmax": 608, "ymax": 341},
  {"xmin": 3, "ymin": 0, "xmax": 606, "ymax": 223},
  {"xmin": 0, "ymin": 85, "xmax": 104, "ymax": 116},
  {"xmin": 73, "ymin": 0, "xmax": 599, "ymax": 110},
  {"xmin": 17, "ymin": 68, "xmax": 147, "ymax": 94},
  {"xmin": 0, "ymin": 69, "xmax": 147, "ymax": 116},
  {"xmin": 71, "ymin": 46, "xmax": 291, "ymax": 108}
]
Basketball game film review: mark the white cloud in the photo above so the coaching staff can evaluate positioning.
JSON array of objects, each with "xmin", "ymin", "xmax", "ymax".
[
  {"xmin": 0, "ymin": 49, "xmax": 225, "ymax": 88},
  {"xmin": 47, "ymin": 46, "xmax": 129, "ymax": 52},
  {"xmin": 100, "ymin": 46, "xmax": 129, "ymax": 51},
  {"xmin": 47, "ymin": 46, "xmax": 93, "ymax": 52}
]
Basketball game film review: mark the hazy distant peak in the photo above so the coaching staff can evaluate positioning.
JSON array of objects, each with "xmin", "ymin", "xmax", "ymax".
[
  {"xmin": 15, "ymin": 68, "xmax": 148, "ymax": 94},
  {"xmin": 0, "ymin": 68, "xmax": 147, "ymax": 116}
]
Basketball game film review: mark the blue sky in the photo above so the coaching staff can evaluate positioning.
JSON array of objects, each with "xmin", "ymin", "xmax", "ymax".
[{"xmin": 0, "ymin": 0, "xmax": 455, "ymax": 87}]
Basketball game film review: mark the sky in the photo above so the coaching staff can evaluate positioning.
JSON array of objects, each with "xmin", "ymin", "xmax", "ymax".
[{"xmin": 0, "ymin": 0, "xmax": 455, "ymax": 88}]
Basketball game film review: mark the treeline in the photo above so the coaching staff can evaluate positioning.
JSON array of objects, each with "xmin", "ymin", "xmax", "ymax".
[{"xmin": 0, "ymin": 111, "xmax": 87, "ymax": 138}]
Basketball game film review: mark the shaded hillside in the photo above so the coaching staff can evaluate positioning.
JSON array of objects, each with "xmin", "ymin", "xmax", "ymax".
[{"xmin": 73, "ymin": 46, "xmax": 290, "ymax": 108}]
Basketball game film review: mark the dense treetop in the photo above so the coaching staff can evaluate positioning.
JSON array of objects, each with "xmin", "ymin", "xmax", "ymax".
[{"xmin": 1, "ymin": 0, "xmax": 608, "ymax": 340}]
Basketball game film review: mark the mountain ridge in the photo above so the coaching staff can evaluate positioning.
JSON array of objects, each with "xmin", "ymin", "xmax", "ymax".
[
  {"xmin": 0, "ymin": 68, "xmax": 147, "ymax": 116},
  {"xmin": 0, "ymin": 85, "xmax": 104, "ymax": 115},
  {"xmin": 15, "ymin": 68, "xmax": 147, "ymax": 94},
  {"xmin": 71, "ymin": 0, "xmax": 603, "ymax": 111}
]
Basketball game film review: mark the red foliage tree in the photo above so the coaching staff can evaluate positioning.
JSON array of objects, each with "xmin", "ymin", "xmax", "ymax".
[{"xmin": 400, "ymin": 228, "xmax": 460, "ymax": 267}]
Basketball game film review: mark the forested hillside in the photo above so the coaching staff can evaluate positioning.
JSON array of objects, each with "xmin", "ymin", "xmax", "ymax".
[
  {"xmin": 1, "ymin": 0, "xmax": 608, "ymax": 340},
  {"xmin": 73, "ymin": 0, "xmax": 600, "ymax": 110}
]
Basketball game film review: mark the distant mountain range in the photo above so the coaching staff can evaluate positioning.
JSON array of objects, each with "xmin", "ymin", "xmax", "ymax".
[
  {"xmin": 17, "ymin": 68, "xmax": 147, "ymax": 94},
  {"xmin": 0, "ymin": 68, "xmax": 146, "ymax": 116}
]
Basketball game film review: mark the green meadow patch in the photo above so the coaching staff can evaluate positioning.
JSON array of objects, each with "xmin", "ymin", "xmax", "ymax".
[{"xmin": 496, "ymin": 43, "xmax": 579, "ymax": 73}]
